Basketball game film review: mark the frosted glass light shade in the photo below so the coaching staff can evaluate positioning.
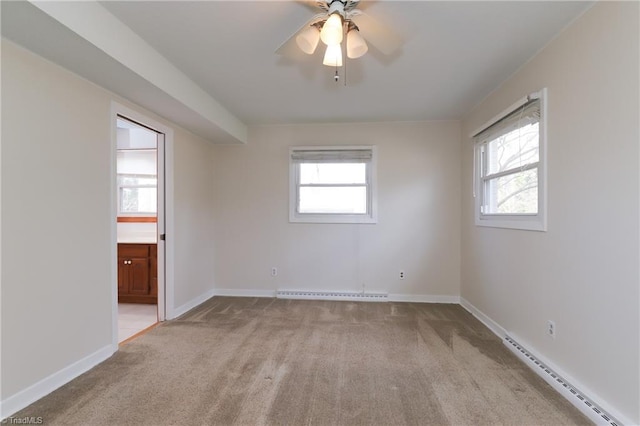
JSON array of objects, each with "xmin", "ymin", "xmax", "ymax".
[
  {"xmin": 323, "ymin": 44, "xmax": 343, "ymax": 67},
  {"xmin": 296, "ymin": 26, "xmax": 320, "ymax": 54},
  {"xmin": 320, "ymin": 13, "xmax": 343, "ymax": 46},
  {"xmin": 347, "ymin": 29, "xmax": 368, "ymax": 59}
]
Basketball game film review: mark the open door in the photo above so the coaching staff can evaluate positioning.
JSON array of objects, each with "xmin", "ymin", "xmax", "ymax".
[{"xmin": 112, "ymin": 102, "xmax": 172, "ymax": 346}]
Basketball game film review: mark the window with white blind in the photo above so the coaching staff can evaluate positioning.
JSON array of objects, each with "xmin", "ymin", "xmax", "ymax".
[
  {"xmin": 117, "ymin": 149, "xmax": 157, "ymax": 215},
  {"xmin": 289, "ymin": 146, "xmax": 377, "ymax": 223},
  {"xmin": 473, "ymin": 89, "xmax": 547, "ymax": 231}
]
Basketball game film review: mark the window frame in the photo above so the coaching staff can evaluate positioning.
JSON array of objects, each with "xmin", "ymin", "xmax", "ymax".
[
  {"xmin": 472, "ymin": 88, "xmax": 547, "ymax": 231},
  {"xmin": 289, "ymin": 145, "xmax": 378, "ymax": 224}
]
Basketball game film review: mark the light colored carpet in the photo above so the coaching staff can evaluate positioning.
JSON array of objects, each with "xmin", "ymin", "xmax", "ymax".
[{"xmin": 13, "ymin": 297, "xmax": 589, "ymax": 425}]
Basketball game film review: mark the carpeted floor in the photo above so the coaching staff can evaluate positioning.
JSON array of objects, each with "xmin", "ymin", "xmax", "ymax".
[{"xmin": 13, "ymin": 297, "xmax": 589, "ymax": 425}]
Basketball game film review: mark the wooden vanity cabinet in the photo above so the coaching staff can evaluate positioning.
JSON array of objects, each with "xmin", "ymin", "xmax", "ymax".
[{"xmin": 118, "ymin": 243, "xmax": 157, "ymax": 304}]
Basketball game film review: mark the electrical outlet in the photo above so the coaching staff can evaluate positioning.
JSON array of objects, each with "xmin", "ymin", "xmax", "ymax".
[
  {"xmin": 547, "ymin": 320, "xmax": 556, "ymax": 339},
  {"xmin": 271, "ymin": 267, "xmax": 278, "ymax": 277},
  {"xmin": 399, "ymin": 270, "xmax": 405, "ymax": 280}
]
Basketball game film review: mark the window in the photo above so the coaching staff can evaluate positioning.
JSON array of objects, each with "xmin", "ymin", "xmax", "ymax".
[
  {"xmin": 289, "ymin": 146, "xmax": 377, "ymax": 223},
  {"xmin": 117, "ymin": 149, "xmax": 157, "ymax": 216},
  {"xmin": 118, "ymin": 174, "xmax": 157, "ymax": 214},
  {"xmin": 473, "ymin": 89, "xmax": 547, "ymax": 231}
]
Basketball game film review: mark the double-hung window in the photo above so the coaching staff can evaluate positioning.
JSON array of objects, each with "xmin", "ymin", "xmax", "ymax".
[
  {"xmin": 117, "ymin": 149, "xmax": 157, "ymax": 216},
  {"xmin": 289, "ymin": 146, "xmax": 377, "ymax": 224},
  {"xmin": 473, "ymin": 89, "xmax": 547, "ymax": 231}
]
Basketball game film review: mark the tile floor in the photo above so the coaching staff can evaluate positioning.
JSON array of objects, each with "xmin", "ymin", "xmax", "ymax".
[{"xmin": 118, "ymin": 303, "xmax": 157, "ymax": 343}]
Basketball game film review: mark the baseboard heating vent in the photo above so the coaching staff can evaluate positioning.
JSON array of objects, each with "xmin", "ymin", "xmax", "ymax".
[
  {"xmin": 504, "ymin": 336, "xmax": 619, "ymax": 426},
  {"xmin": 276, "ymin": 290, "xmax": 388, "ymax": 302}
]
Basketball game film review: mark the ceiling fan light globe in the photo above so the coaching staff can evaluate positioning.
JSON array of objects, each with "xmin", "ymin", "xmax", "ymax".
[
  {"xmin": 320, "ymin": 13, "xmax": 344, "ymax": 46},
  {"xmin": 347, "ymin": 29, "xmax": 368, "ymax": 59},
  {"xmin": 322, "ymin": 44, "xmax": 343, "ymax": 67},
  {"xmin": 296, "ymin": 26, "xmax": 320, "ymax": 54}
]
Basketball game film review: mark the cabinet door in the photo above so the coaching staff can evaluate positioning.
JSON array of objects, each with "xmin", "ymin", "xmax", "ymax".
[
  {"xmin": 118, "ymin": 257, "xmax": 129, "ymax": 294},
  {"xmin": 128, "ymin": 257, "xmax": 150, "ymax": 295}
]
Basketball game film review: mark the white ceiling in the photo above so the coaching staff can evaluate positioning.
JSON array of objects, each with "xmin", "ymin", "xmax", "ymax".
[{"xmin": 2, "ymin": 1, "xmax": 592, "ymax": 140}]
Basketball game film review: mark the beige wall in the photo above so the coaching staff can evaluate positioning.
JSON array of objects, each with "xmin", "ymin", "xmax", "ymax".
[
  {"xmin": 460, "ymin": 2, "xmax": 639, "ymax": 423},
  {"xmin": 1, "ymin": 38, "xmax": 113, "ymax": 399},
  {"xmin": 172, "ymin": 127, "xmax": 215, "ymax": 309},
  {"xmin": 1, "ymin": 40, "xmax": 216, "ymax": 403},
  {"xmin": 212, "ymin": 121, "xmax": 461, "ymax": 299}
]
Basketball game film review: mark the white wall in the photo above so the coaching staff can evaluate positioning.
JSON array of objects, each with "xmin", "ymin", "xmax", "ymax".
[
  {"xmin": 172, "ymin": 127, "xmax": 216, "ymax": 310},
  {"xmin": 0, "ymin": 40, "xmax": 216, "ymax": 412},
  {"xmin": 212, "ymin": 121, "xmax": 461, "ymax": 300},
  {"xmin": 460, "ymin": 2, "xmax": 639, "ymax": 424},
  {"xmin": 2, "ymin": 38, "xmax": 113, "ymax": 400}
]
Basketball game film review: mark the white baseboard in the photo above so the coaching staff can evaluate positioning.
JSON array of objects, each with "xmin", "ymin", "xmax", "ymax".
[
  {"xmin": 389, "ymin": 294, "xmax": 459, "ymax": 304},
  {"xmin": 504, "ymin": 334, "xmax": 629, "ymax": 426},
  {"xmin": 169, "ymin": 288, "xmax": 216, "ymax": 319},
  {"xmin": 0, "ymin": 344, "xmax": 114, "ymax": 419},
  {"xmin": 459, "ymin": 298, "xmax": 631, "ymax": 426},
  {"xmin": 459, "ymin": 297, "xmax": 507, "ymax": 338},
  {"xmin": 212, "ymin": 289, "xmax": 459, "ymax": 304},
  {"xmin": 214, "ymin": 288, "xmax": 276, "ymax": 298},
  {"xmin": 277, "ymin": 290, "xmax": 388, "ymax": 302}
]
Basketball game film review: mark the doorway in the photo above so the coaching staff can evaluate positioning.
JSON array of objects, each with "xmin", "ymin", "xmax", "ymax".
[{"xmin": 112, "ymin": 104, "xmax": 170, "ymax": 345}]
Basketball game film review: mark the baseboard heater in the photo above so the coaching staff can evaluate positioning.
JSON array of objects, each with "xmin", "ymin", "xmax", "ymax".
[
  {"xmin": 276, "ymin": 290, "xmax": 388, "ymax": 302},
  {"xmin": 504, "ymin": 336, "xmax": 620, "ymax": 426}
]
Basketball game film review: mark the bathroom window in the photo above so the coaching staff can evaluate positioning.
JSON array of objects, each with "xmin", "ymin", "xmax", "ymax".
[
  {"xmin": 118, "ymin": 174, "xmax": 157, "ymax": 214},
  {"xmin": 117, "ymin": 149, "xmax": 157, "ymax": 215}
]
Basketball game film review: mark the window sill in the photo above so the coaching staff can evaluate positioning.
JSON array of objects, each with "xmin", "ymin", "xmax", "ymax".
[
  {"xmin": 475, "ymin": 215, "xmax": 546, "ymax": 232},
  {"xmin": 289, "ymin": 214, "xmax": 377, "ymax": 224}
]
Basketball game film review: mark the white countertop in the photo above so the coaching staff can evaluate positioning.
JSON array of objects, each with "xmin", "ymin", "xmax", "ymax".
[{"xmin": 118, "ymin": 237, "xmax": 157, "ymax": 244}]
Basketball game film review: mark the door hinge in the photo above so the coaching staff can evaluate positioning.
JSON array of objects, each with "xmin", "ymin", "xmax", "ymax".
[{"xmin": 160, "ymin": 234, "xmax": 166, "ymax": 241}]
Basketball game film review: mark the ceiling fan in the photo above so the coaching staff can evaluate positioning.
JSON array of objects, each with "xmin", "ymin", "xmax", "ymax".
[{"xmin": 276, "ymin": 0, "xmax": 402, "ymax": 68}]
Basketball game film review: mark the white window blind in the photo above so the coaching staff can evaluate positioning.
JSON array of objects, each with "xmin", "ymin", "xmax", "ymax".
[
  {"xmin": 475, "ymin": 99, "xmax": 540, "ymax": 144},
  {"xmin": 290, "ymin": 149, "xmax": 373, "ymax": 163}
]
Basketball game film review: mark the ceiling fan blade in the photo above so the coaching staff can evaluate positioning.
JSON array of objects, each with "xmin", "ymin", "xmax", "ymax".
[
  {"xmin": 293, "ymin": 1, "xmax": 329, "ymax": 12},
  {"xmin": 350, "ymin": 11, "xmax": 402, "ymax": 55},
  {"xmin": 275, "ymin": 13, "xmax": 325, "ymax": 56}
]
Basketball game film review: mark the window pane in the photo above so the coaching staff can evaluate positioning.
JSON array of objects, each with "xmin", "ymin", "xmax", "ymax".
[
  {"xmin": 299, "ymin": 186, "xmax": 367, "ymax": 214},
  {"xmin": 300, "ymin": 163, "xmax": 366, "ymax": 184},
  {"xmin": 121, "ymin": 187, "xmax": 157, "ymax": 213},
  {"xmin": 118, "ymin": 175, "xmax": 157, "ymax": 187},
  {"xmin": 485, "ymin": 168, "xmax": 537, "ymax": 214},
  {"xmin": 487, "ymin": 122, "xmax": 539, "ymax": 175}
]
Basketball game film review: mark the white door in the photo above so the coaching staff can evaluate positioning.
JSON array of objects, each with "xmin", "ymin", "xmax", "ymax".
[{"xmin": 156, "ymin": 132, "xmax": 166, "ymax": 321}]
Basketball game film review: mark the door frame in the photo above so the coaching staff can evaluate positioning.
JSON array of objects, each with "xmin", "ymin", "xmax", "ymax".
[{"xmin": 110, "ymin": 101, "xmax": 175, "ymax": 350}]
